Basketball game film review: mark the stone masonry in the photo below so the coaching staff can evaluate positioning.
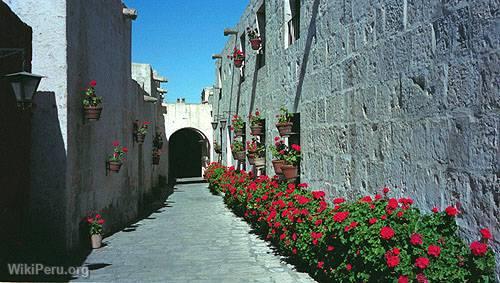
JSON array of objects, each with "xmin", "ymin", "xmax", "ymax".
[{"xmin": 210, "ymin": 0, "xmax": 499, "ymax": 273}]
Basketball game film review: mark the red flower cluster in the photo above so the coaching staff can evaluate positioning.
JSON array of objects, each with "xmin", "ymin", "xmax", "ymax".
[
  {"xmin": 380, "ymin": 226, "xmax": 395, "ymax": 240},
  {"xmin": 385, "ymin": 248, "xmax": 400, "ymax": 268}
]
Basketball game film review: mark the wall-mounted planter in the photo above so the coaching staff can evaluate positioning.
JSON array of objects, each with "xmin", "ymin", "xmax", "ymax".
[
  {"xmin": 234, "ymin": 128, "xmax": 244, "ymax": 137},
  {"xmin": 136, "ymin": 133, "xmax": 146, "ymax": 144},
  {"xmin": 250, "ymin": 38, "xmax": 262, "ymax": 50},
  {"xmin": 250, "ymin": 125, "xmax": 263, "ymax": 136},
  {"xmin": 234, "ymin": 59, "xmax": 244, "ymax": 68},
  {"xmin": 84, "ymin": 105, "xmax": 103, "ymax": 121},
  {"xmin": 254, "ymin": 157, "xmax": 265, "ymax": 168},
  {"xmin": 276, "ymin": 122, "xmax": 293, "ymax": 136},
  {"xmin": 247, "ymin": 153, "xmax": 256, "ymax": 165},
  {"xmin": 232, "ymin": 151, "xmax": 246, "ymax": 161},
  {"xmin": 281, "ymin": 164, "xmax": 298, "ymax": 181},
  {"xmin": 272, "ymin": 159, "xmax": 285, "ymax": 174},
  {"xmin": 152, "ymin": 151, "xmax": 161, "ymax": 165},
  {"xmin": 108, "ymin": 161, "xmax": 122, "ymax": 173}
]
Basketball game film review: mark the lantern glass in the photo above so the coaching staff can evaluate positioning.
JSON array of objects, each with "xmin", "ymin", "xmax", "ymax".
[
  {"xmin": 220, "ymin": 119, "xmax": 227, "ymax": 129},
  {"xmin": 5, "ymin": 72, "xmax": 44, "ymax": 106},
  {"xmin": 211, "ymin": 121, "xmax": 218, "ymax": 130}
]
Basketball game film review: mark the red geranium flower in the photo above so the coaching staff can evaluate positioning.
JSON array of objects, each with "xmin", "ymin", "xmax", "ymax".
[
  {"xmin": 427, "ymin": 245, "xmax": 441, "ymax": 257},
  {"xmin": 312, "ymin": 191, "xmax": 325, "ymax": 199},
  {"xmin": 416, "ymin": 273, "xmax": 429, "ymax": 283},
  {"xmin": 387, "ymin": 198, "xmax": 398, "ymax": 210},
  {"xmin": 97, "ymin": 219, "xmax": 105, "ymax": 225},
  {"xmin": 89, "ymin": 80, "xmax": 97, "ymax": 87},
  {"xmin": 410, "ymin": 233, "xmax": 423, "ymax": 245},
  {"xmin": 122, "ymin": 147, "xmax": 129, "ymax": 153},
  {"xmin": 398, "ymin": 275, "xmax": 409, "ymax": 283},
  {"xmin": 380, "ymin": 226, "xmax": 395, "ymax": 240},
  {"xmin": 445, "ymin": 206, "xmax": 459, "ymax": 216},
  {"xmin": 414, "ymin": 257, "xmax": 430, "ymax": 269},
  {"xmin": 317, "ymin": 261, "xmax": 324, "ymax": 269},
  {"xmin": 327, "ymin": 245, "xmax": 334, "ymax": 251},
  {"xmin": 470, "ymin": 241, "xmax": 488, "ymax": 256},
  {"xmin": 112, "ymin": 140, "xmax": 120, "ymax": 147},
  {"xmin": 360, "ymin": 196, "xmax": 372, "ymax": 203},
  {"xmin": 346, "ymin": 264, "xmax": 352, "ymax": 271},
  {"xmin": 432, "ymin": 207, "xmax": 439, "ymax": 213},
  {"xmin": 333, "ymin": 211, "xmax": 349, "ymax": 223},
  {"xmin": 333, "ymin": 198, "xmax": 345, "ymax": 204},
  {"xmin": 480, "ymin": 228, "xmax": 492, "ymax": 240},
  {"xmin": 383, "ymin": 187, "xmax": 390, "ymax": 194},
  {"xmin": 368, "ymin": 218, "xmax": 377, "ymax": 225}
]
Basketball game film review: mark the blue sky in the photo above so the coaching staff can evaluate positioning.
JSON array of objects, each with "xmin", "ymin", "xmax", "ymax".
[{"xmin": 124, "ymin": 0, "xmax": 248, "ymax": 103}]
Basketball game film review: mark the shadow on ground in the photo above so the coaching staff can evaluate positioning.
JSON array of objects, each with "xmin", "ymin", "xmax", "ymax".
[{"xmin": 0, "ymin": 183, "xmax": 176, "ymax": 282}]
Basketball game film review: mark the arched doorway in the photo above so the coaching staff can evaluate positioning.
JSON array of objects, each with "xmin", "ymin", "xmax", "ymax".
[{"xmin": 169, "ymin": 128, "xmax": 209, "ymax": 179}]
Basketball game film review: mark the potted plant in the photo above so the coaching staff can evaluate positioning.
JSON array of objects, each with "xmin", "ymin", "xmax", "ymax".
[
  {"xmin": 82, "ymin": 80, "xmax": 103, "ymax": 121},
  {"xmin": 246, "ymin": 138, "xmax": 265, "ymax": 166},
  {"xmin": 86, "ymin": 213, "xmax": 105, "ymax": 249},
  {"xmin": 231, "ymin": 139, "xmax": 245, "ymax": 161},
  {"xmin": 276, "ymin": 106, "xmax": 294, "ymax": 136},
  {"xmin": 282, "ymin": 144, "xmax": 301, "ymax": 181},
  {"xmin": 214, "ymin": 142, "xmax": 222, "ymax": 154},
  {"xmin": 134, "ymin": 120, "xmax": 151, "ymax": 143},
  {"xmin": 249, "ymin": 109, "xmax": 264, "ymax": 136},
  {"xmin": 247, "ymin": 27, "xmax": 262, "ymax": 50},
  {"xmin": 231, "ymin": 115, "xmax": 245, "ymax": 137},
  {"xmin": 153, "ymin": 131, "xmax": 164, "ymax": 149},
  {"xmin": 228, "ymin": 48, "xmax": 245, "ymax": 68},
  {"xmin": 108, "ymin": 141, "xmax": 128, "ymax": 173},
  {"xmin": 152, "ymin": 149, "xmax": 161, "ymax": 165},
  {"xmin": 269, "ymin": 136, "xmax": 287, "ymax": 174}
]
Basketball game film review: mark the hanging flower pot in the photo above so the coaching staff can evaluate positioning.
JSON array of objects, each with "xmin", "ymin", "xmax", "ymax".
[
  {"xmin": 84, "ymin": 105, "xmax": 103, "ymax": 121},
  {"xmin": 108, "ymin": 161, "xmax": 122, "ymax": 173},
  {"xmin": 250, "ymin": 37, "xmax": 262, "ymax": 50},
  {"xmin": 82, "ymin": 80, "xmax": 103, "ymax": 121},
  {"xmin": 234, "ymin": 128, "xmax": 244, "ymax": 137},
  {"xmin": 234, "ymin": 59, "xmax": 244, "ymax": 68},
  {"xmin": 232, "ymin": 151, "xmax": 246, "ymax": 161},
  {"xmin": 272, "ymin": 159, "xmax": 285, "ymax": 174},
  {"xmin": 136, "ymin": 133, "xmax": 146, "ymax": 144},
  {"xmin": 91, "ymin": 234, "xmax": 102, "ymax": 249},
  {"xmin": 254, "ymin": 157, "xmax": 266, "ymax": 168},
  {"xmin": 250, "ymin": 125, "xmax": 263, "ymax": 136},
  {"xmin": 276, "ymin": 122, "xmax": 293, "ymax": 136},
  {"xmin": 247, "ymin": 153, "xmax": 256, "ymax": 165},
  {"xmin": 281, "ymin": 164, "xmax": 298, "ymax": 180},
  {"xmin": 152, "ymin": 150, "xmax": 161, "ymax": 165}
]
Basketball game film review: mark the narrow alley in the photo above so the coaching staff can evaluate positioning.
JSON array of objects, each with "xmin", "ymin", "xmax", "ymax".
[{"xmin": 71, "ymin": 182, "xmax": 315, "ymax": 283}]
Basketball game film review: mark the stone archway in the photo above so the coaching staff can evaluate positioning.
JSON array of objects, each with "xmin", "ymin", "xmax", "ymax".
[{"xmin": 168, "ymin": 128, "xmax": 210, "ymax": 179}]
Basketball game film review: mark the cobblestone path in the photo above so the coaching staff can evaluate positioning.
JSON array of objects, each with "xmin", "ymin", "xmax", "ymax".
[{"xmin": 72, "ymin": 182, "xmax": 316, "ymax": 282}]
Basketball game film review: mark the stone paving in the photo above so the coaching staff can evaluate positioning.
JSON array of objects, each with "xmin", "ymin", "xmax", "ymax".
[{"xmin": 72, "ymin": 182, "xmax": 316, "ymax": 282}]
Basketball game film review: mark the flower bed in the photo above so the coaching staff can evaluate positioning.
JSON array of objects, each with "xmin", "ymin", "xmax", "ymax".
[{"xmin": 204, "ymin": 163, "xmax": 495, "ymax": 282}]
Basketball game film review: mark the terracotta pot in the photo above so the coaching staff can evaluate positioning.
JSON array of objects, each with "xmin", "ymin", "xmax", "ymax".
[
  {"xmin": 254, "ymin": 157, "xmax": 266, "ymax": 168},
  {"xmin": 152, "ymin": 155, "xmax": 160, "ymax": 165},
  {"xmin": 136, "ymin": 133, "xmax": 145, "ymax": 143},
  {"xmin": 84, "ymin": 105, "xmax": 103, "ymax": 121},
  {"xmin": 233, "ymin": 129, "xmax": 244, "ymax": 137},
  {"xmin": 250, "ymin": 125, "xmax": 263, "ymax": 136},
  {"xmin": 272, "ymin": 159, "xmax": 285, "ymax": 174},
  {"xmin": 91, "ymin": 234, "xmax": 102, "ymax": 249},
  {"xmin": 234, "ymin": 59, "xmax": 244, "ymax": 68},
  {"xmin": 108, "ymin": 161, "xmax": 122, "ymax": 173},
  {"xmin": 250, "ymin": 38, "xmax": 262, "ymax": 50},
  {"xmin": 232, "ymin": 151, "xmax": 246, "ymax": 161},
  {"xmin": 281, "ymin": 164, "xmax": 298, "ymax": 181},
  {"xmin": 276, "ymin": 122, "xmax": 293, "ymax": 136},
  {"xmin": 247, "ymin": 153, "xmax": 256, "ymax": 165}
]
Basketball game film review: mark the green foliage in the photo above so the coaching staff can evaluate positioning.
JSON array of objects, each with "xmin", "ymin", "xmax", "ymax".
[
  {"xmin": 204, "ymin": 164, "xmax": 496, "ymax": 283},
  {"xmin": 276, "ymin": 106, "xmax": 292, "ymax": 124}
]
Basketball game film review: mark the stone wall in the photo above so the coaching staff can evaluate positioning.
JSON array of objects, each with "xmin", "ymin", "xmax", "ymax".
[
  {"xmin": 211, "ymin": 0, "xmax": 499, "ymax": 273},
  {"xmin": 6, "ymin": 0, "xmax": 167, "ymax": 253}
]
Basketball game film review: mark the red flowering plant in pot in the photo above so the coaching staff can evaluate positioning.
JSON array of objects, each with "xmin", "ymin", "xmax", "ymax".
[
  {"xmin": 228, "ymin": 48, "xmax": 245, "ymax": 68},
  {"xmin": 108, "ymin": 140, "xmax": 128, "ymax": 173},
  {"xmin": 246, "ymin": 138, "xmax": 265, "ymax": 167},
  {"xmin": 203, "ymin": 167, "xmax": 496, "ymax": 282},
  {"xmin": 230, "ymin": 139, "xmax": 245, "ymax": 161},
  {"xmin": 82, "ymin": 80, "xmax": 103, "ymax": 121},
  {"xmin": 231, "ymin": 115, "xmax": 245, "ymax": 137},
  {"xmin": 282, "ymin": 144, "xmax": 301, "ymax": 181},
  {"xmin": 86, "ymin": 212, "xmax": 105, "ymax": 249},
  {"xmin": 269, "ymin": 136, "xmax": 288, "ymax": 174},
  {"xmin": 134, "ymin": 120, "xmax": 151, "ymax": 143},
  {"xmin": 249, "ymin": 109, "xmax": 264, "ymax": 136},
  {"xmin": 246, "ymin": 27, "xmax": 262, "ymax": 50},
  {"xmin": 152, "ymin": 149, "xmax": 161, "ymax": 165},
  {"xmin": 276, "ymin": 106, "xmax": 293, "ymax": 136}
]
